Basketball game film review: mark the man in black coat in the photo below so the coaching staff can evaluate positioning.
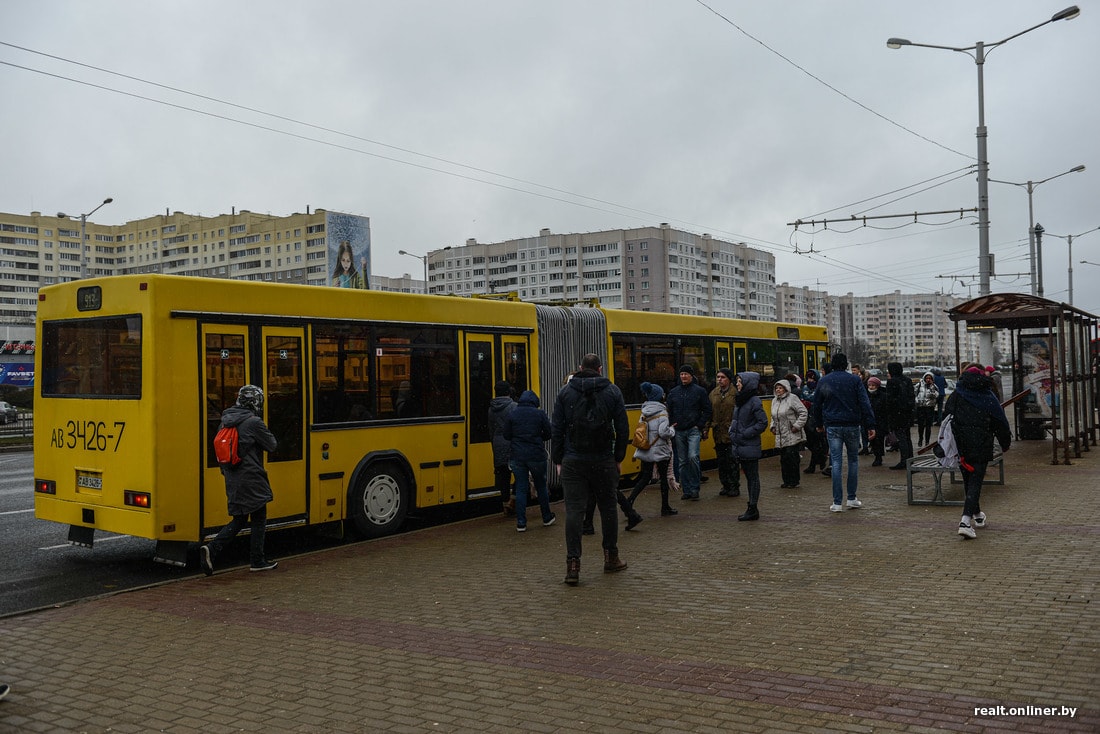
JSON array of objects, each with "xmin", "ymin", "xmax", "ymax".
[
  {"xmin": 885, "ymin": 362, "xmax": 915, "ymax": 470},
  {"xmin": 201, "ymin": 385, "xmax": 279, "ymax": 575},
  {"xmin": 551, "ymin": 353, "xmax": 629, "ymax": 585}
]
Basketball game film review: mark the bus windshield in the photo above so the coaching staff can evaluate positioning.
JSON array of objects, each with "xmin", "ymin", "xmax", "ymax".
[{"xmin": 41, "ymin": 316, "xmax": 143, "ymax": 398}]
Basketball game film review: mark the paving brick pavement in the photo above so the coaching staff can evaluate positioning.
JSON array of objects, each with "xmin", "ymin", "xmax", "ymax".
[{"xmin": 1, "ymin": 437, "xmax": 1097, "ymax": 733}]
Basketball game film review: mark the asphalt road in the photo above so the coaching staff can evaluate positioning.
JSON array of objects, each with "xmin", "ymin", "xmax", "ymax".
[{"xmin": 0, "ymin": 449, "xmax": 499, "ymax": 617}]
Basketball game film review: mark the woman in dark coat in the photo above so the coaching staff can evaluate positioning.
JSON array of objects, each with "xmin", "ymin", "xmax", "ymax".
[
  {"xmin": 728, "ymin": 372, "xmax": 769, "ymax": 521},
  {"xmin": 945, "ymin": 366, "xmax": 1011, "ymax": 539}
]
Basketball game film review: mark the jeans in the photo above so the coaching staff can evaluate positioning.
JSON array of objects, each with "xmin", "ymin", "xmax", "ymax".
[
  {"xmin": 673, "ymin": 426, "xmax": 702, "ymax": 497},
  {"xmin": 714, "ymin": 442, "xmax": 740, "ymax": 492},
  {"xmin": 207, "ymin": 504, "xmax": 268, "ymax": 566},
  {"xmin": 510, "ymin": 458, "xmax": 553, "ymax": 527},
  {"xmin": 826, "ymin": 426, "xmax": 862, "ymax": 505},
  {"xmin": 561, "ymin": 458, "xmax": 620, "ymax": 559},
  {"xmin": 961, "ymin": 461, "xmax": 988, "ymax": 518},
  {"xmin": 741, "ymin": 459, "xmax": 761, "ymax": 507}
]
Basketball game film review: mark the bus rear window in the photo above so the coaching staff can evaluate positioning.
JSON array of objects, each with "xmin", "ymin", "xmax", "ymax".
[{"xmin": 41, "ymin": 316, "xmax": 142, "ymax": 398}]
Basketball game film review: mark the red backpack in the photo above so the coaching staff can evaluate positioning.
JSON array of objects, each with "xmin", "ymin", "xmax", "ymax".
[{"xmin": 213, "ymin": 425, "xmax": 241, "ymax": 467}]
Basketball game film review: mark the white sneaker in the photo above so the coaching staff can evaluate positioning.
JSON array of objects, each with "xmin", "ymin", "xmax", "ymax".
[
  {"xmin": 829, "ymin": 503, "xmax": 844, "ymax": 512},
  {"xmin": 958, "ymin": 521, "xmax": 976, "ymax": 539},
  {"xmin": 846, "ymin": 498, "xmax": 862, "ymax": 509},
  {"xmin": 973, "ymin": 512, "xmax": 987, "ymax": 528}
]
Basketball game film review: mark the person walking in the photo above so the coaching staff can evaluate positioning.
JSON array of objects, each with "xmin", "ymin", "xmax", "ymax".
[
  {"xmin": 948, "ymin": 366, "xmax": 1012, "ymax": 539},
  {"xmin": 200, "ymin": 385, "xmax": 279, "ymax": 575},
  {"xmin": 488, "ymin": 380, "xmax": 518, "ymax": 516},
  {"xmin": 812, "ymin": 353, "xmax": 876, "ymax": 512},
  {"xmin": 729, "ymin": 372, "xmax": 769, "ymax": 521},
  {"xmin": 502, "ymin": 390, "xmax": 556, "ymax": 532},
  {"xmin": 914, "ymin": 371, "xmax": 940, "ymax": 446},
  {"xmin": 866, "ymin": 376, "xmax": 888, "ymax": 466},
  {"xmin": 626, "ymin": 381, "xmax": 677, "ymax": 517},
  {"xmin": 885, "ymin": 362, "xmax": 915, "ymax": 470},
  {"xmin": 551, "ymin": 353, "xmax": 630, "ymax": 586},
  {"xmin": 667, "ymin": 364, "xmax": 712, "ymax": 501},
  {"xmin": 707, "ymin": 368, "xmax": 740, "ymax": 497},
  {"xmin": 800, "ymin": 370, "xmax": 827, "ymax": 474},
  {"xmin": 770, "ymin": 378, "xmax": 808, "ymax": 488}
]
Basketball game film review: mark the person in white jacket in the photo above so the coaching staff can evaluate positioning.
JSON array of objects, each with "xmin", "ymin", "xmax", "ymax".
[
  {"xmin": 626, "ymin": 381, "xmax": 678, "ymax": 517},
  {"xmin": 770, "ymin": 378, "xmax": 808, "ymax": 488}
]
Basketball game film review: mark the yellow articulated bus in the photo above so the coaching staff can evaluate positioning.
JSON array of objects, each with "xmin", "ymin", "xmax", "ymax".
[{"xmin": 34, "ymin": 275, "xmax": 828, "ymax": 565}]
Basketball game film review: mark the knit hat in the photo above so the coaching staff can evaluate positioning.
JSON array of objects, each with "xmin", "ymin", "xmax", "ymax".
[
  {"xmin": 717, "ymin": 368, "xmax": 734, "ymax": 381},
  {"xmin": 868, "ymin": 376, "xmax": 882, "ymax": 389},
  {"xmin": 965, "ymin": 366, "xmax": 984, "ymax": 375},
  {"xmin": 678, "ymin": 364, "xmax": 695, "ymax": 376},
  {"xmin": 640, "ymin": 381, "xmax": 664, "ymax": 402}
]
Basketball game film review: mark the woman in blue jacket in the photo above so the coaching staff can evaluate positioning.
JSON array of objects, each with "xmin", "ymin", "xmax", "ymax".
[{"xmin": 728, "ymin": 372, "xmax": 769, "ymax": 521}]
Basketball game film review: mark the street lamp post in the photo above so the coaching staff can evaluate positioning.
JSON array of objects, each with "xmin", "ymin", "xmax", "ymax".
[
  {"xmin": 1045, "ymin": 225, "xmax": 1100, "ymax": 304},
  {"xmin": 887, "ymin": 5, "xmax": 1081, "ymax": 365},
  {"xmin": 57, "ymin": 197, "xmax": 114, "ymax": 279},
  {"xmin": 990, "ymin": 165, "xmax": 1086, "ymax": 297},
  {"xmin": 398, "ymin": 249, "xmax": 428, "ymax": 294}
]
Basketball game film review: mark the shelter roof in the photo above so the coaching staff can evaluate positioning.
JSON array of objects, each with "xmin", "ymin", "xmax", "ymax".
[{"xmin": 948, "ymin": 293, "xmax": 1098, "ymax": 329}]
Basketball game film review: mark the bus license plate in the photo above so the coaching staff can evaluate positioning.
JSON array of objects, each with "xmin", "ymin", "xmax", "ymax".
[{"xmin": 76, "ymin": 472, "xmax": 103, "ymax": 490}]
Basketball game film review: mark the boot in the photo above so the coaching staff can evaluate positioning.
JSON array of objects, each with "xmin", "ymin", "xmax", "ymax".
[
  {"xmin": 661, "ymin": 506, "xmax": 678, "ymax": 516},
  {"xmin": 564, "ymin": 557, "xmax": 580, "ymax": 586},
  {"xmin": 603, "ymin": 549, "xmax": 628, "ymax": 573},
  {"xmin": 737, "ymin": 504, "xmax": 760, "ymax": 521}
]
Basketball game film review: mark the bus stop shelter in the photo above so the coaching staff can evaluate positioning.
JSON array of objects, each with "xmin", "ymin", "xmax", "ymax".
[{"xmin": 948, "ymin": 293, "xmax": 1098, "ymax": 465}]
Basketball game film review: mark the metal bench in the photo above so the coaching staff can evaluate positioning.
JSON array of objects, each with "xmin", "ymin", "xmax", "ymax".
[{"xmin": 906, "ymin": 451, "xmax": 1004, "ymax": 506}]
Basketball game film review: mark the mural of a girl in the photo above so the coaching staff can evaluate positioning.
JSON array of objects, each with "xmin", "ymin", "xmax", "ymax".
[{"xmin": 332, "ymin": 240, "xmax": 366, "ymax": 289}]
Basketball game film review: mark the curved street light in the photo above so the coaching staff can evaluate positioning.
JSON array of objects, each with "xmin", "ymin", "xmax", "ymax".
[
  {"xmin": 398, "ymin": 249, "xmax": 428, "ymax": 294},
  {"xmin": 56, "ymin": 197, "xmax": 114, "ymax": 279},
  {"xmin": 886, "ymin": 5, "xmax": 1081, "ymax": 363},
  {"xmin": 989, "ymin": 165, "xmax": 1085, "ymax": 297},
  {"xmin": 1044, "ymin": 225, "xmax": 1100, "ymax": 304}
]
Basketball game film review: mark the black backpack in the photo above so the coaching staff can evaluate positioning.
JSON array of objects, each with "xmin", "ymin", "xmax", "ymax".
[{"xmin": 568, "ymin": 387, "xmax": 613, "ymax": 452}]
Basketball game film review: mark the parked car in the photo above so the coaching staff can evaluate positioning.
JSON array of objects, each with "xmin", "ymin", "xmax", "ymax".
[{"xmin": 0, "ymin": 401, "xmax": 18, "ymax": 423}]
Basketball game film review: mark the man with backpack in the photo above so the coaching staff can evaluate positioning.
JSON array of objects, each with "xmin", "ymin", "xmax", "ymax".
[
  {"xmin": 200, "ymin": 384, "xmax": 279, "ymax": 576},
  {"xmin": 551, "ymin": 353, "xmax": 629, "ymax": 586}
]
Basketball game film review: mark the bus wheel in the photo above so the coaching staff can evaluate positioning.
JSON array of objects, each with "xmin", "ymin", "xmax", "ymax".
[{"xmin": 349, "ymin": 462, "xmax": 409, "ymax": 538}]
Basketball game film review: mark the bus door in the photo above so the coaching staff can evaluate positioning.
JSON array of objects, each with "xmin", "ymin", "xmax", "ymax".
[
  {"xmin": 803, "ymin": 345, "xmax": 819, "ymax": 376},
  {"xmin": 715, "ymin": 342, "xmax": 732, "ymax": 373},
  {"xmin": 261, "ymin": 327, "xmax": 308, "ymax": 524},
  {"xmin": 201, "ymin": 325, "xmax": 248, "ymax": 534},
  {"xmin": 465, "ymin": 335, "xmax": 496, "ymax": 498},
  {"xmin": 732, "ymin": 343, "xmax": 748, "ymax": 376}
]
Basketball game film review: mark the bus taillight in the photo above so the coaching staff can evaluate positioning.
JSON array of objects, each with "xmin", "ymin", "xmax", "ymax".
[
  {"xmin": 35, "ymin": 479, "xmax": 56, "ymax": 494},
  {"xmin": 124, "ymin": 491, "xmax": 151, "ymax": 508}
]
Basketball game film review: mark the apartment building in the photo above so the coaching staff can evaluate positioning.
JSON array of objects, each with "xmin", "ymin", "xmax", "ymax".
[
  {"xmin": 777, "ymin": 282, "xmax": 1013, "ymax": 367},
  {"xmin": 427, "ymin": 224, "xmax": 778, "ymax": 320},
  {"xmin": 0, "ymin": 207, "xmax": 372, "ymax": 324}
]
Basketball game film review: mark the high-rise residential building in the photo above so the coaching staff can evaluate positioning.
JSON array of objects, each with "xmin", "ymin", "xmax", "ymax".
[
  {"xmin": 0, "ymin": 207, "xmax": 371, "ymax": 324},
  {"xmin": 777, "ymin": 282, "xmax": 1012, "ymax": 367},
  {"xmin": 426, "ymin": 224, "xmax": 778, "ymax": 320}
]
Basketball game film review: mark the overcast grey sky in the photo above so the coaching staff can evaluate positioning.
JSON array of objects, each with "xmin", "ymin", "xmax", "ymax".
[{"xmin": 3, "ymin": 1, "xmax": 1098, "ymax": 314}]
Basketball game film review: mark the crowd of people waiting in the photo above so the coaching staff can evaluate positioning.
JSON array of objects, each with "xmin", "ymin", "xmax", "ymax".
[{"xmin": 490, "ymin": 352, "xmax": 1010, "ymax": 584}]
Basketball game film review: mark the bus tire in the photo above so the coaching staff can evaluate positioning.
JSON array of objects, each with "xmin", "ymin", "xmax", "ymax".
[{"xmin": 349, "ymin": 461, "xmax": 409, "ymax": 538}]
